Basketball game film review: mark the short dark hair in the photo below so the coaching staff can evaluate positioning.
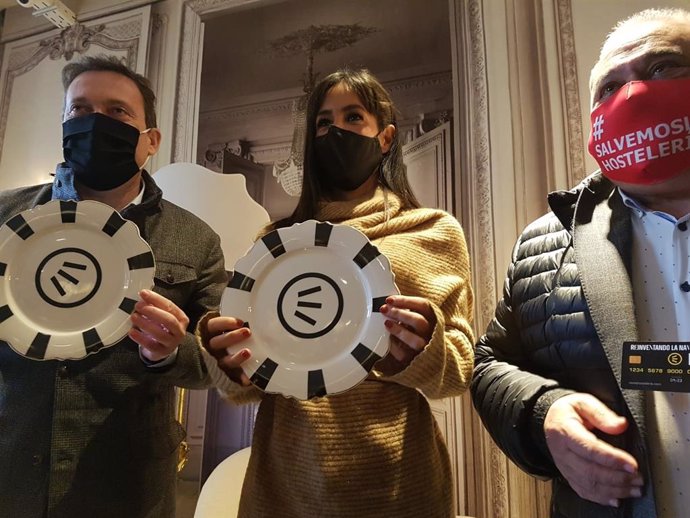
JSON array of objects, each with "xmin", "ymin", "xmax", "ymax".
[
  {"xmin": 62, "ymin": 55, "xmax": 157, "ymax": 128},
  {"xmin": 276, "ymin": 67, "xmax": 420, "ymax": 228}
]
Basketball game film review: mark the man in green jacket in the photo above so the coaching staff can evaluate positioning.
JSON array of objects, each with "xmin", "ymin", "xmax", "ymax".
[{"xmin": 0, "ymin": 55, "xmax": 226, "ymax": 517}]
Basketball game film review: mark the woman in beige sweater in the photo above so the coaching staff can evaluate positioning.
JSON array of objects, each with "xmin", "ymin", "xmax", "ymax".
[{"xmin": 200, "ymin": 68, "xmax": 475, "ymax": 518}]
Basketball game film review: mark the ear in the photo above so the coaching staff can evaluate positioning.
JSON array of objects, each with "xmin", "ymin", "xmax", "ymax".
[
  {"xmin": 145, "ymin": 128, "xmax": 162, "ymax": 156},
  {"xmin": 378, "ymin": 124, "xmax": 395, "ymax": 154}
]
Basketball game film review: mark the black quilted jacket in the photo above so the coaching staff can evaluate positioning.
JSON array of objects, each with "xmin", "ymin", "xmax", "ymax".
[{"xmin": 472, "ymin": 172, "xmax": 657, "ymax": 518}]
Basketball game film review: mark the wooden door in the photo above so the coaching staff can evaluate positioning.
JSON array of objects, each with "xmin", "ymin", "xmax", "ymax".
[{"xmin": 402, "ymin": 121, "xmax": 454, "ymax": 212}]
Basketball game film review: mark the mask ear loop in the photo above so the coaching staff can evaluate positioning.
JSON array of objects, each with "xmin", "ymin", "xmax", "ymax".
[
  {"xmin": 138, "ymin": 128, "xmax": 153, "ymax": 171},
  {"xmin": 378, "ymin": 124, "xmax": 395, "ymax": 225}
]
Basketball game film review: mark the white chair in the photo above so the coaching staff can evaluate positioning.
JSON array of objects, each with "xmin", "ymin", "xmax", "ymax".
[
  {"xmin": 153, "ymin": 162, "xmax": 270, "ymax": 267},
  {"xmin": 193, "ymin": 446, "xmax": 252, "ymax": 518},
  {"xmin": 153, "ymin": 164, "xmax": 268, "ymax": 500}
]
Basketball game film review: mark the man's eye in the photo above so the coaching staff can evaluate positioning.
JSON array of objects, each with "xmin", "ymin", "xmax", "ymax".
[
  {"xmin": 650, "ymin": 61, "xmax": 678, "ymax": 77},
  {"xmin": 598, "ymin": 82, "xmax": 621, "ymax": 101}
]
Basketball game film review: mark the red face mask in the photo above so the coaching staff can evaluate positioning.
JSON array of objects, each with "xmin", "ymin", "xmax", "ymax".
[{"xmin": 588, "ymin": 78, "xmax": 690, "ymax": 185}]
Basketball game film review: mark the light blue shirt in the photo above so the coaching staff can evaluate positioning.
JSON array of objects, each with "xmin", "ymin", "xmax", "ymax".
[{"xmin": 620, "ymin": 188, "xmax": 690, "ymax": 518}]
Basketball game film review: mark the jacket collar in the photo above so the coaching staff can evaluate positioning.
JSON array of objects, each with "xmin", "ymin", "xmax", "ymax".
[
  {"xmin": 566, "ymin": 173, "xmax": 647, "ymax": 440},
  {"xmin": 49, "ymin": 165, "xmax": 163, "ymax": 239},
  {"xmin": 117, "ymin": 170, "xmax": 162, "ymax": 240},
  {"xmin": 547, "ymin": 171, "xmax": 615, "ymax": 231}
]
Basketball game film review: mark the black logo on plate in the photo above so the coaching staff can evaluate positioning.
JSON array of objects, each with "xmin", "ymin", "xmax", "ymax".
[
  {"xmin": 35, "ymin": 247, "xmax": 102, "ymax": 308},
  {"xmin": 276, "ymin": 272, "xmax": 344, "ymax": 339}
]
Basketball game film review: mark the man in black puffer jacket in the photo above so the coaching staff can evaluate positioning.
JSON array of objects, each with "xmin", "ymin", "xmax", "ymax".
[{"xmin": 472, "ymin": 7, "xmax": 690, "ymax": 518}]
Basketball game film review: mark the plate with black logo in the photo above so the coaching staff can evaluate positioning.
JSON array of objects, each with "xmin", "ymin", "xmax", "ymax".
[
  {"xmin": 0, "ymin": 200, "xmax": 155, "ymax": 360},
  {"xmin": 220, "ymin": 220, "xmax": 398, "ymax": 400}
]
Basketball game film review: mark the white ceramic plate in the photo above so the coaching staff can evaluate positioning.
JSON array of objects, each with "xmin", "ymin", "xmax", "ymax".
[
  {"xmin": 221, "ymin": 220, "xmax": 398, "ymax": 400},
  {"xmin": 0, "ymin": 200, "xmax": 155, "ymax": 360}
]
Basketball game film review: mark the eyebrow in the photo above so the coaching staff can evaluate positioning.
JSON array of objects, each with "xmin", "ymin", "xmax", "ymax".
[
  {"xmin": 594, "ymin": 49, "xmax": 686, "ymax": 94},
  {"xmin": 316, "ymin": 103, "xmax": 366, "ymax": 117},
  {"xmin": 66, "ymin": 96, "xmax": 138, "ymax": 113}
]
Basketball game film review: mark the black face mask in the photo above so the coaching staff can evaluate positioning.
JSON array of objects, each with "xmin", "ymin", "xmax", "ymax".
[
  {"xmin": 62, "ymin": 113, "xmax": 144, "ymax": 191},
  {"xmin": 314, "ymin": 126, "xmax": 383, "ymax": 192}
]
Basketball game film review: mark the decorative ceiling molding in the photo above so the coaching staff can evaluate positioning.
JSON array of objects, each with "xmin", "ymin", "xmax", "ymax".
[
  {"xmin": 198, "ymin": 71, "xmax": 453, "ymax": 125},
  {"xmin": 386, "ymin": 70, "xmax": 452, "ymax": 93},
  {"xmin": 203, "ymin": 138, "xmax": 292, "ymax": 167},
  {"xmin": 201, "ymin": 97, "xmax": 294, "ymax": 123}
]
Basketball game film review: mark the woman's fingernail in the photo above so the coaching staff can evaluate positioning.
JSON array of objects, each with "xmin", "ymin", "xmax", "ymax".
[
  {"xmin": 630, "ymin": 488, "xmax": 642, "ymax": 498},
  {"xmin": 380, "ymin": 305, "xmax": 388, "ymax": 314},
  {"xmin": 242, "ymin": 350, "xmax": 250, "ymax": 359},
  {"xmin": 384, "ymin": 320, "xmax": 393, "ymax": 329},
  {"xmin": 386, "ymin": 296, "xmax": 394, "ymax": 304},
  {"xmin": 608, "ymin": 499, "xmax": 619, "ymax": 508}
]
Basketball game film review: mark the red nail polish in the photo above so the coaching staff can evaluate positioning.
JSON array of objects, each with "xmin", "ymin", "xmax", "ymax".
[
  {"xmin": 242, "ymin": 350, "xmax": 250, "ymax": 359},
  {"xmin": 384, "ymin": 320, "xmax": 393, "ymax": 328}
]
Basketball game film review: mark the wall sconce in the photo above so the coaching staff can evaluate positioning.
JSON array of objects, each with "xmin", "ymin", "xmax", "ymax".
[{"xmin": 16, "ymin": 0, "xmax": 76, "ymax": 29}]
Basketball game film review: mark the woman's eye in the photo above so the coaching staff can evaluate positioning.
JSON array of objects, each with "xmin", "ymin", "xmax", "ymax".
[
  {"xmin": 316, "ymin": 118, "xmax": 331, "ymax": 128},
  {"xmin": 346, "ymin": 112, "xmax": 363, "ymax": 122}
]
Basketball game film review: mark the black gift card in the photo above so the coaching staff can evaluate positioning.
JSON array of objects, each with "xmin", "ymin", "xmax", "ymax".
[{"xmin": 621, "ymin": 341, "xmax": 690, "ymax": 392}]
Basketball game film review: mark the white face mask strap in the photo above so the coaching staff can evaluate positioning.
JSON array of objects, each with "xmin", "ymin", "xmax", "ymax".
[
  {"xmin": 139, "ymin": 154, "xmax": 151, "ymax": 171},
  {"xmin": 138, "ymin": 128, "xmax": 153, "ymax": 170}
]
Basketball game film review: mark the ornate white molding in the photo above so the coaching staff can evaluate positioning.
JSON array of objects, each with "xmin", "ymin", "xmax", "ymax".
[
  {"xmin": 250, "ymin": 142, "xmax": 291, "ymax": 164},
  {"xmin": 198, "ymin": 71, "xmax": 453, "ymax": 125},
  {"xmin": 175, "ymin": 0, "xmax": 261, "ymax": 163},
  {"xmin": 201, "ymin": 97, "xmax": 294, "ymax": 123},
  {"xmin": 452, "ymin": 1, "xmax": 502, "ymax": 515},
  {"xmin": 101, "ymin": 18, "xmax": 146, "ymax": 41},
  {"xmin": 555, "ymin": 0, "xmax": 586, "ymax": 185},
  {"xmin": 174, "ymin": 3, "xmax": 202, "ymax": 162},
  {"xmin": 203, "ymin": 139, "xmax": 291, "ymax": 168},
  {"xmin": 386, "ymin": 70, "xmax": 452, "ymax": 94},
  {"xmin": 464, "ymin": 0, "xmax": 496, "ymax": 331},
  {"xmin": 39, "ymin": 24, "xmax": 108, "ymax": 62},
  {"xmin": 151, "ymin": 12, "xmax": 167, "ymax": 36}
]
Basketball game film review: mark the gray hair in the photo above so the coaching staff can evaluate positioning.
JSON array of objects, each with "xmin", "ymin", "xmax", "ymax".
[
  {"xmin": 600, "ymin": 8, "xmax": 690, "ymax": 59},
  {"xmin": 589, "ymin": 8, "xmax": 690, "ymax": 98}
]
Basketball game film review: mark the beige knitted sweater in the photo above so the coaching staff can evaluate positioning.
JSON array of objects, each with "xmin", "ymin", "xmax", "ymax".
[{"xmin": 202, "ymin": 188, "xmax": 474, "ymax": 518}]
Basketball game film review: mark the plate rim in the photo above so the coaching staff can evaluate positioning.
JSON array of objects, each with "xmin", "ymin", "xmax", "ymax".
[
  {"xmin": 0, "ymin": 199, "xmax": 155, "ymax": 361},
  {"xmin": 221, "ymin": 219, "xmax": 398, "ymax": 400}
]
